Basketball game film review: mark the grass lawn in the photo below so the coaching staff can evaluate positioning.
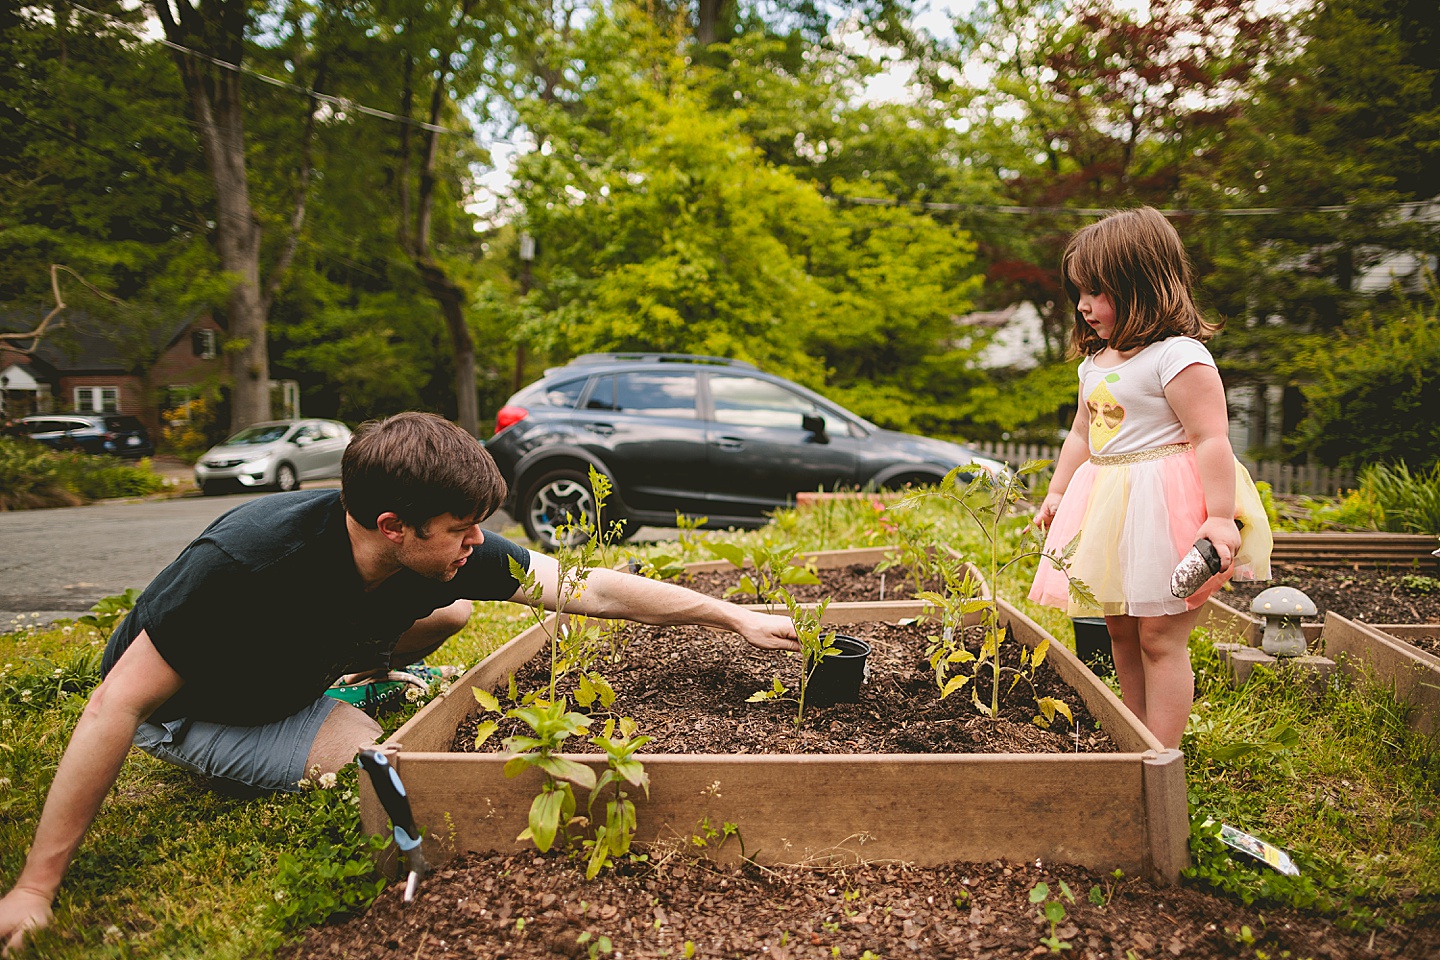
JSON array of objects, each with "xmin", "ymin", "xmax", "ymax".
[{"xmin": 1, "ymin": 495, "xmax": 1437, "ymax": 957}]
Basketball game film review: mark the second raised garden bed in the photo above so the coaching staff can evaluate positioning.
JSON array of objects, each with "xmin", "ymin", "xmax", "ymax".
[{"xmin": 362, "ymin": 551, "xmax": 1189, "ymax": 885}]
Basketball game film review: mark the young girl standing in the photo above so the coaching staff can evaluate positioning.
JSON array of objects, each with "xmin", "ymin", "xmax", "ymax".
[{"xmin": 1029, "ymin": 207, "xmax": 1272, "ymax": 749}]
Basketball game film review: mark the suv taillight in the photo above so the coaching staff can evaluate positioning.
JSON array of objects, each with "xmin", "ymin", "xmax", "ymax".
[{"xmin": 495, "ymin": 405, "xmax": 528, "ymax": 434}]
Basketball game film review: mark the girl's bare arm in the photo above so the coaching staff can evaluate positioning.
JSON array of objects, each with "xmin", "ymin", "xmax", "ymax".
[{"xmin": 1167, "ymin": 363, "xmax": 1242, "ymax": 564}]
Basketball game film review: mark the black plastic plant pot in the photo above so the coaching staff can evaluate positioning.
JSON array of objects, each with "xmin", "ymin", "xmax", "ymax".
[
  {"xmin": 805, "ymin": 634, "xmax": 872, "ymax": 707},
  {"xmin": 1071, "ymin": 617, "xmax": 1114, "ymax": 676}
]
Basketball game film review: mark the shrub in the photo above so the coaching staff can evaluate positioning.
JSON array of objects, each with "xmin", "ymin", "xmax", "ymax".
[
  {"xmin": 0, "ymin": 437, "xmax": 81, "ymax": 509},
  {"xmin": 0, "ymin": 437, "xmax": 165, "ymax": 509},
  {"xmin": 1359, "ymin": 461, "xmax": 1440, "ymax": 535}
]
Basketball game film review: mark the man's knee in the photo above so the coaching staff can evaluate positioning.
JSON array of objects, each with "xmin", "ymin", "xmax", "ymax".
[{"xmin": 305, "ymin": 703, "xmax": 381, "ymax": 777}]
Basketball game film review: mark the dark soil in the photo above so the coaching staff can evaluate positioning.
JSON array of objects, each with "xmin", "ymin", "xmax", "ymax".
[
  {"xmin": 677, "ymin": 563, "xmax": 952, "ymax": 604},
  {"xmin": 1220, "ymin": 562, "xmax": 1440, "ymax": 626},
  {"xmin": 283, "ymin": 564, "xmax": 1440, "ymax": 960},
  {"xmin": 282, "ymin": 849, "xmax": 1440, "ymax": 960},
  {"xmin": 452, "ymin": 615, "xmax": 1109, "ymax": 757}
]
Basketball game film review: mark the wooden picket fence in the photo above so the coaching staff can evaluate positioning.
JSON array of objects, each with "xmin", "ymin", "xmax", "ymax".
[{"xmin": 969, "ymin": 441, "xmax": 1354, "ymax": 497}]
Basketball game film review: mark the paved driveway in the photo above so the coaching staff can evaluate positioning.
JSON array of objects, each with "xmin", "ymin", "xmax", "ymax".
[{"xmin": 0, "ymin": 486, "xmax": 517, "ymax": 627}]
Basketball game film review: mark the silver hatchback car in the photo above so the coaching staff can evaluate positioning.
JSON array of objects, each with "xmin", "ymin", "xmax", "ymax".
[{"xmin": 194, "ymin": 419, "xmax": 352, "ymax": 495}]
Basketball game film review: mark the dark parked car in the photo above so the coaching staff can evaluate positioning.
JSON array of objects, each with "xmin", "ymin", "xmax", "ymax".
[
  {"xmin": 4, "ymin": 414, "xmax": 155, "ymax": 460},
  {"xmin": 486, "ymin": 353, "xmax": 1007, "ymax": 549}
]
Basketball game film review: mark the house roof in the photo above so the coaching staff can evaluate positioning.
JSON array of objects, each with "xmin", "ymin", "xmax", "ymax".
[{"xmin": 0, "ymin": 307, "xmax": 203, "ymax": 375}]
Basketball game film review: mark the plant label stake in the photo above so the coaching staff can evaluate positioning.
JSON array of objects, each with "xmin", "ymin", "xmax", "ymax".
[
  {"xmin": 359, "ymin": 748, "xmax": 428, "ymax": 902},
  {"xmin": 1213, "ymin": 821, "xmax": 1299, "ymax": 876}
]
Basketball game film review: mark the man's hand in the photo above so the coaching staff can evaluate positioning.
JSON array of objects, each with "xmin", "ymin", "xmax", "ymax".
[
  {"xmin": 0, "ymin": 887, "xmax": 52, "ymax": 958},
  {"xmin": 732, "ymin": 609, "xmax": 800, "ymax": 651}
]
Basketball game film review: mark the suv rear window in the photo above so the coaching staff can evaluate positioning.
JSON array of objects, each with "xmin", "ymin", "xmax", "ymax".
[
  {"xmin": 104, "ymin": 416, "xmax": 145, "ymax": 431},
  {"xmin": 585, "ymin": 372, "xmax": 697, "ymax": 418},
  {"xmin": 540, "ymin": 378, "xmax": 587, "ymax": 408}
]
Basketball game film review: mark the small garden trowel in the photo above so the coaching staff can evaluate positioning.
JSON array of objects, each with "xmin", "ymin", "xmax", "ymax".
[{"xmin": 359, "ymin": 748, "xmax": 428, "ymax": 902}]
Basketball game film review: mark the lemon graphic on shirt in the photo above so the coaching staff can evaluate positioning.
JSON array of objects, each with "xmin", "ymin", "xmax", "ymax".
[{"xmin": 1087, "ymin": 378, "xmax": 1125, "ymax": 451}]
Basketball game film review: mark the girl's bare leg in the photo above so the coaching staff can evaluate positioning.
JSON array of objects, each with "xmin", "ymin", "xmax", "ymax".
[
  {"xmin": 1105, "ymin": 614, "xmax": 1147, "ymax": 724},
  {"xmin": 1135, "ymin": 607, "xmax": 1203, "ymax": 749}
]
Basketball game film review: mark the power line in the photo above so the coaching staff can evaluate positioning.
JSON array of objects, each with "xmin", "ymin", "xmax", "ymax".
[
  {"xmin": 68, "ymin": 2, "xmax": 464, "ymax": 136},
  {"xmin": 836, "ymin": 196, "xmax": 1439, "ymax": 218}
]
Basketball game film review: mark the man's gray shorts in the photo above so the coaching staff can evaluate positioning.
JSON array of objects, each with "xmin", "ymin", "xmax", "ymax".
[{"xmin": 133, "ymin": 696, "xmax": 340, "ymax": 793}]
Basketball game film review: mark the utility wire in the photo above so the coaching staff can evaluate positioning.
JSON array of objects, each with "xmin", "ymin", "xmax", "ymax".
[
  {"xmin": 68, "ymin": 2, "xmax": 464, "ymax": 136},
  {"xmin": 836, "ymin": 196, "xmax": 1439, "ymax": 218}
]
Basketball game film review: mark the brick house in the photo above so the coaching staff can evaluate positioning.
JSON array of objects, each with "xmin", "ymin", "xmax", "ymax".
[{"xmin": 0, "ymin": 311, "xmax": 228, "ymax": 437}]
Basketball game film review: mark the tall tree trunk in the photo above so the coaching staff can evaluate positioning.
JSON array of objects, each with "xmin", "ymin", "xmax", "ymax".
[
  {"xmin": 397, "ymin": 11, "xmax": 479, "ymax": 437},
  {"xmin": 153, "ymin": 0, "xmax": 268, "ymax": 432}
]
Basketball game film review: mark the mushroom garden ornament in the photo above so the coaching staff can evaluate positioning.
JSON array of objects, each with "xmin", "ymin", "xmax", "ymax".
[{"xmin": 1251, "ymin": 586, "xmax": 1318, "ymax": 657}]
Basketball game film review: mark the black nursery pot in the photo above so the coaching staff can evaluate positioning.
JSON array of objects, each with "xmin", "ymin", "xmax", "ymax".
[
  {"xmin": 805, "ymin": 634, "xmax": 872, "ymax": 707},
  {"xmin": 1071, "ymin": 617, "xmax": 1114, "ymax": 676}
]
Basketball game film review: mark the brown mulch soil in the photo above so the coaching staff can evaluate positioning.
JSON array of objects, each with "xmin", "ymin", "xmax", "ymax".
[
  {"xmin": 1220, "ymin": 562, "xmax": 1440, "ymax": 626},
  {"xmin": 676, "ymin": 563, "xmax": 953, "ymax": 604},
  {"xmin": 282, "ymin": 850, "xmax": 1440, "ymax": 960},
  {"xmin": 1222, "ymin": 563, "xmax": 1440, "ymax": 661},
  {"xmin": 283, "ymin": 564, "xmax": 1440, "ymax": 960},
  {"xmin": 452, "ymin": 615, "xmax": 1109, "ymax": 756}
]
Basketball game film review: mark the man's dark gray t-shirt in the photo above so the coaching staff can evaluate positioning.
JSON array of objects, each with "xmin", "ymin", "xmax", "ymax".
[{"xmin": 102, "ymin": 489, "xmax": 529, "ymax": 726}]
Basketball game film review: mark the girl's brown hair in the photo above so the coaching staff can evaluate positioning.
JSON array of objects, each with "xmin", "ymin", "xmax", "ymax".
[{"xmin": 1061, "ymin": 206, "xmax": 1220, "ymax": 356}]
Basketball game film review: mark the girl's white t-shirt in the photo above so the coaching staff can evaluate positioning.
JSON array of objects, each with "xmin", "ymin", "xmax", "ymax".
[{"xmin": 1077, "ymin": 336, "xmax": 1216, "ymax": 456}]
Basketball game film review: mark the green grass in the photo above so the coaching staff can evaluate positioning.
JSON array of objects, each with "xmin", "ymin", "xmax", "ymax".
[{"xmin": 2, "ymin": 498, "xmax": 1437, "ymax": 957}]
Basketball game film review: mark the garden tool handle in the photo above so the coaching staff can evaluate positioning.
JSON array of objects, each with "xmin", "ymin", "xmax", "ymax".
[{"xmin": 358, "ymin": 748, "xmax": 428, "ymax": 900}]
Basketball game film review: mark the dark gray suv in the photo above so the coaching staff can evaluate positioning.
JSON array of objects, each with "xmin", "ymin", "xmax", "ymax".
[{"xmin": 486, "ymin": 354, "xmax": 1005, "ymax": 549}]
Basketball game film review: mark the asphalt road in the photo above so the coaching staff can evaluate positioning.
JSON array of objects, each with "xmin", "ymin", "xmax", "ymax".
[{"xmin": 0, "ymin": 486, "xmax": 519, "ymax": 628}]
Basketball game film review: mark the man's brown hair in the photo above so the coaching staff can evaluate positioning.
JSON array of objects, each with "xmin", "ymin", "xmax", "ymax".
[
  {"xmin": 1062, "ymin": 206, "xmax": 1220, "ymax": 356},
  {"xmin": 341, "ymin": 412, "xmax": 507, "ymax": 533}
]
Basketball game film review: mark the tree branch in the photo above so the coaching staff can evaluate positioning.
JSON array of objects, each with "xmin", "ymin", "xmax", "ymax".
[
  {"xmin": 262, "ymin": 58, "xmax": 328, "ymax": 314},
  {"xmin": 0, "ymin": 265, "xmax": 122, "ymax": 353}
]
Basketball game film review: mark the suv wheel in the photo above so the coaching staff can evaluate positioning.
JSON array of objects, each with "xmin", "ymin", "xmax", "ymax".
[
  {"xmin": 275, "ymin": 462, "xmax": 300, "ymax": 492},
  {"xmin": 520, "ymin": 468, "xmax": 630, "ymax": 551}
]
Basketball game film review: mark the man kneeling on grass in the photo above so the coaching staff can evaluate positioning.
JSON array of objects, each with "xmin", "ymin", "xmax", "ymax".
[{"xmin": 0, "ymin": 412, "xmax": 799, "ymax": 954}]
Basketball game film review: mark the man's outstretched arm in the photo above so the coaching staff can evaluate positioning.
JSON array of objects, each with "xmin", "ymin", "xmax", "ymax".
[
  {"xmin": 515, "ymin": 551, "xmax": 800, "ymax": 652},
  {"xmin": 0, "ymin": 632, "xmax": 182, "ymax": 957}
]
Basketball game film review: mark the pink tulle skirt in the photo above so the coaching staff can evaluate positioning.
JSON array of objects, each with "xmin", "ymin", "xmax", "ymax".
[{"xmin": 1028, "ymin": 446, "xmax": 1272, "ymax": 618}]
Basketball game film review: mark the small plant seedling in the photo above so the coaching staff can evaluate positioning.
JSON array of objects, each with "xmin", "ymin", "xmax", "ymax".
[
  {"xmin": 747, "ymin": 589, "xmax": 837, "ymax": 726},
  {"xmin": 577, "ymin": 931, "xmax": 614, "ymax": 958},
  {"xmin": 897, "ymin": 459, "xmax": 1087, "ymax": 727},
  {"xmin": 1029, "ymin": 880, "xmax": 1075, "ymax": 953},
  {"xmin": 706, "ymin": 540, "xmax": 821, "ymax": 609}
]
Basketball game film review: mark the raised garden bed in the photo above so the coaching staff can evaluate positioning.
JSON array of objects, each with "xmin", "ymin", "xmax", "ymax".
[
  {"xmin": 362, "ymin": 549, "xmax": 1189, "ymax": 886},
  {"xmin": 1268, "ymin": 531, "xmax": 1439, "ymax": 571},
  {"xmin": 670, "ymin": 545, "xmax": 984, "ymax": 605},
  {"xmin": 1199, "ymin": 564, "xmax": 1440, "ymax": 737}
]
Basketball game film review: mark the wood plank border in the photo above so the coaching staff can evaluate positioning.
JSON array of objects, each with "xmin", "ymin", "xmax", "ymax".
[
  {"xmin": 1321, "ymin": 612, "xmax": 1440, "ymax": 737},
  {"xmin": 366, "ymin": 552, "xmax": 1188, "ymax": 884}
]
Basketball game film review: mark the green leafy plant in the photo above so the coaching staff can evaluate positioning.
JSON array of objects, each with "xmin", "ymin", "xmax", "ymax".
[
  {"xmin": 583, "ymin": 716, "xmax": 651, "ymax": 879},
  {"xmin": 266, "ymin": 768, "xmax": 388, "ymax": 931},
  {"xmin": 1028, "ymin": 880, "xmax": 1075, "ymax": 953},
  {"xmin": 706, "ymin": 540, "xmax": 821, "ymax": 609},
  {"xmin": 874, "ymin": 504, "xmax": 942, "ymax": 599},
  {"xmin": 77, "ymin": 588, "xmax": 141, "ymax": 634},
  {"xmin": 475, "ymin": 696, "xmax": 596, "ymax": 853},
  {"xmin": 746, "ymin": 590, "xmax": 837, "ymax": 726},
  {"xmin": 1359, "ymin": 460, "xmax": 1440, "ymax": 535},
  {"xmin": 1401, "ymin": 574, "xmax": 1439, "ymax": 595},
  {"xmin": 899, "ymin": 460, "xmax": 1086, "ymax": 724}
]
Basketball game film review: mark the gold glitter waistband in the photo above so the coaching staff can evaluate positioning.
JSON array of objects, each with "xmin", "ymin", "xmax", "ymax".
[{"xmin": 1089, "ymin": 442, "xmax": 1192, "ymax": 466}]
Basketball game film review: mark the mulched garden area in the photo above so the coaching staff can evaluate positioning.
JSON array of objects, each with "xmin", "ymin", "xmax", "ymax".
[
  {"xmin": 1221, "ymin": 563, "xmax": 1440, "ymax": 625},
  {"xmin": 283, "ymin": 849, "xmax": 1440, "ymax": 960},
  {"xmin": 452, "ymin": 616, "xmax": 1110, "ymax": 757},
  {"xmin": 675, "ymin": 563, "xmax": 955, "ymax": 604}
]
